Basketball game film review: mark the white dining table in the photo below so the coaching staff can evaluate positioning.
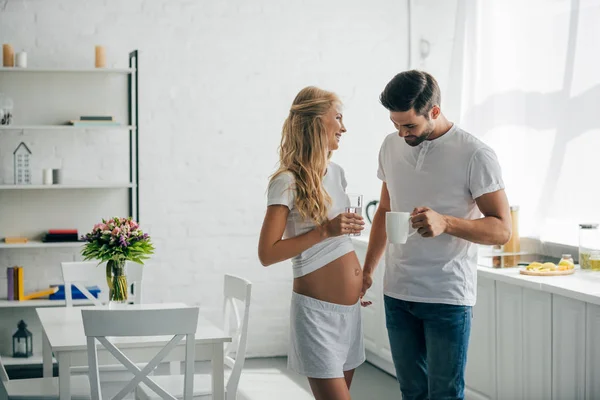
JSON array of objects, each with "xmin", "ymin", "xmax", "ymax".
[{"xmin": 37, "ymin": 303, "xmax": 231, "ymax": 400}]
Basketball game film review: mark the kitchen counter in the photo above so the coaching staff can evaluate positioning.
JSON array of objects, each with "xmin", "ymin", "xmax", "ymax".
[
  {"xmin": 351, "ymin": 236, "xmax": 600, "ymax": 306},
  {"xmin": 477, "ymin": 265, "xmax": 600, "ymax": 306}
]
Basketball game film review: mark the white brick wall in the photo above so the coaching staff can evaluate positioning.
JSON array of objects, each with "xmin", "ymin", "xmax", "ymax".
[{"xmin": 0, "ymin": 0, "xmax": 411, "ymax": 357}]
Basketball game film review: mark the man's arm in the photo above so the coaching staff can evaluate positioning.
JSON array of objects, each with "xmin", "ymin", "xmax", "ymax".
[
  {"xmin": 411, "ymin": 189, "xmax": 511, "ymax": 246},
  {"xmin": 360, "ymin": 183, "xmax": 391, "ymax": 302}
]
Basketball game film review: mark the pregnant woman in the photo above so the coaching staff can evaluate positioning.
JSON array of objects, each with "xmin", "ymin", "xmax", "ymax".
[{"xmin": 258, "ymin": 86, "xmax": 368, "ymax": 400}]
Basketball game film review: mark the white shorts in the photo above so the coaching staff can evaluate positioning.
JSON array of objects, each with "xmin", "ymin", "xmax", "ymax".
[{"xmin": 288, "ymin": 292, "xmax": 366, "ymax": 379}]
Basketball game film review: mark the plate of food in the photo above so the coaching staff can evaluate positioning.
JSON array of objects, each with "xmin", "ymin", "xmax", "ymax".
[{"xmin": 519, "ymin": 259, "xmax": 575, "ymax": 276}]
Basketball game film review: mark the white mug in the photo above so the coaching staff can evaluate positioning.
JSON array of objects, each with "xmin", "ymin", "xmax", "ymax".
[{"xmin": 386, "ymin": 212, "xmax": 417, "ymax": 244}]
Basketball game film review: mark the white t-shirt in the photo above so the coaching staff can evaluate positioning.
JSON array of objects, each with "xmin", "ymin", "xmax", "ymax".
[
  {"xmin": 267, "ymin": 162, "xmax": 355, "ymax": 278},
  {"xmin": 377, "ymin": 123, "xmax": 504, "ymax": 306}
]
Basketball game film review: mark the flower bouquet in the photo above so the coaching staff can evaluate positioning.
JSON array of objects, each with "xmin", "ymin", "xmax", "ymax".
[{"xmin": 81, "ymin": 217, "xmax": 154, "ymax": 304}]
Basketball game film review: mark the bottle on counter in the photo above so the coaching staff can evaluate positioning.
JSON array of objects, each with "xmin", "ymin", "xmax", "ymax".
[
  {"xmin": 579, "ymin": 224, "xmax": 599, "ymax": 270},
  {"xmin": 503, "ymin": 206, "xmax": 520, "ymax": 268}
]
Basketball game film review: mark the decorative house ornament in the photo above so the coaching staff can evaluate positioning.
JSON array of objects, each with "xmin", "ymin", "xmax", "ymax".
[
  {"xmin": 14, "ymin": 142, "xmax": 32, "ymax": 185},
  {"xmin": 12, "ymin": 320, "xmax": 33, "ymax": 358}
]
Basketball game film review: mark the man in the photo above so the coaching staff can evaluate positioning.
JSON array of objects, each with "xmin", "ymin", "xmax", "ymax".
[{"xmin": 361, "ymin": 70, "xmax": 511, "ymax": 400}]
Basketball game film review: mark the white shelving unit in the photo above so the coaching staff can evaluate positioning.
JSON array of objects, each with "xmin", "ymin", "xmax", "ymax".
[
  {"xmin": 0, "ymin": 183, "xmax": 135, "ymax": 190},
  {"xmin": 0, "ymin": 54, "xmax": 140, "ymax": 363},
  {"xmin": 0, "ymin": 67, "xmax": 134, "ymax": 74},
  {"xmin": 0, "ymin": 240, "xmax": 84, "ymax": 249},
  {"xmin": 0, "ymin": 298, "xmax": 94, "ymax": 308},
  {"xmin": 2, "ymin": 353, "xmax": 56, "ymax": 366},
  {"xmin": 0, "ymin": 125, "xmax": 135, "ymax": 130},
  {"xmin": 0, "ymin": 53, "xmax": 140, "ymax": 236}
]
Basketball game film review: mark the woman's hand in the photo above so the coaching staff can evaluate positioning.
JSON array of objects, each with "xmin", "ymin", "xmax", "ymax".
[
  {"xmin": 359, "ymin": 273, "xmax": 373, "ymax": 307},
  {"xmin": 322, "ymin": 212, "xmax": 364, "ymax": 237}
]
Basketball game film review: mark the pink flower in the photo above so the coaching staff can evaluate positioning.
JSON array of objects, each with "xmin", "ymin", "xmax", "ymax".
[
  {"xmin": 129, "ymin": 220, "xmax": 139, "ymax": 230},
  {"xmin": 112, "ymin": 227, "xmax": 121, "ymax": 236}
]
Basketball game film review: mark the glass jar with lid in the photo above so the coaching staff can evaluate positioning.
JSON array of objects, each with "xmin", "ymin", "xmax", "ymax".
[{"xmin": 579, "ymin": 224, "xmax": 599, "ymax": 269}]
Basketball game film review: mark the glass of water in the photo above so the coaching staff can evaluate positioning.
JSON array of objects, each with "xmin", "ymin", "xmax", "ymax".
[{"xmin": 345, "ymin": 193, "xmax": 363, "ymax": 236}]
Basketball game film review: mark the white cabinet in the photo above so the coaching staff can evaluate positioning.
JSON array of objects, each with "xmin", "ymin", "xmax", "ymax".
[
  {"xmin": 522, "ymin": 289, "xmax": 552, "ymax": 400},
  {"xmin": 495, "ymin": 283, "xmax": 553, "ymax": 400},
  {"xmin": 466, "ymin": 279, "xmax": 552, "ymax": 400},
  {"xmin": 552, "ymin": 295, "xmax": 586, "ymax": 400},
  {"xmin": 586, "ymin": 303, "xmax": 600, "ymax": 400},
  {"xmin": 465, "ymin": 276, "xmax": 496, "ymax": 400},
  {"xmin": 496, "ymin": 282, "xmax": 524, "ymax": 400}
]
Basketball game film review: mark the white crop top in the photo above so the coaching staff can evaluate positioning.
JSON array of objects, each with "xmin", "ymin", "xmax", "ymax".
[{"xmin": 267, "ymin": 162, "xmax": 355, "ymax": 278}]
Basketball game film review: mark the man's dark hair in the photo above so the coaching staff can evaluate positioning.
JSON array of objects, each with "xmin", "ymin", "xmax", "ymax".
[{"xmin": 379, "ymin": 70, "xmax": 441, "ymax": 117}]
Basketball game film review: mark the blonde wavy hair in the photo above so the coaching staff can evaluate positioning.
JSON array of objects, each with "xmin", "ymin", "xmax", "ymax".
[{"xmin": 271, "ymin": 86, "xmax": 341, "ymax": 224}]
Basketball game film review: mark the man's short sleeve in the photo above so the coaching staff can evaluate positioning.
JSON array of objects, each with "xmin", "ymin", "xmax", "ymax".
[{"xmin": 468, "ymin": 147, "xmax": 505, "ymax": 199}]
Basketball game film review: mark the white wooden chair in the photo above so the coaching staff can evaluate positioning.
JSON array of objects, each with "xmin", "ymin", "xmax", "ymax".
[
  {"xmin": 0, "ymin": 355, "xmax": 90, "ymax": 400},
  {"xmin": 82, "ymin": 307, "xmax": 199, "ymax": 400},
  {"xmin": 61, "ymin": 261, "xmax": 144, "ymax": 306},
  {"xmin": 62, "ymin": 261, "xmax": 147, "ymax": 377},
  {"xmin": 135, "ymin": 274, "xmax": 252, "ymax": 400}
]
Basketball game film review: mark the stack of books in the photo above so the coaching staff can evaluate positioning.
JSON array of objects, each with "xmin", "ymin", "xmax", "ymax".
[
  {"xmin": 68, "ymin": 115, "xmax": 121, "ymax": 127},
  {"xmin": 42, "ymin": 229, "xmax": 80, "ymax": 243},
  {"xmin": 6, "ymin": 266, "xmax": 58, "ymax": 301}
]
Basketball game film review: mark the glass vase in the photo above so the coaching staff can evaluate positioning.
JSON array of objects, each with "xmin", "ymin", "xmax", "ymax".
[{"xmin": 107, "ymin": 259, "xmax": 128, "ymax": 308}]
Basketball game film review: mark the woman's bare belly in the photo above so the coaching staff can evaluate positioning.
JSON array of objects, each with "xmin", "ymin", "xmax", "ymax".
[{"xmin": 293, "ymin": 251, "xmax": 363, "ymax": 306}]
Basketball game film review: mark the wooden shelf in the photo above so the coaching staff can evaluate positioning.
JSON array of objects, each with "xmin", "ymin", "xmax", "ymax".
[
  {"xmin": 0, "ymin": 125, "xmax": 135, "ymax": 131},
  {"xmin": 0, "ymin": 240, "xmax": 84, "ymax": 249},
  {"xmin": 0, "ymin": 298, "xmax": 94, "ymax": 308},
  {"xmin": 0, "ymin": 67, "xmax": 134, "ymax": 74},
  {"xmin": 0, "ymin": 183, "xmax": 135, "ymax": 190}
]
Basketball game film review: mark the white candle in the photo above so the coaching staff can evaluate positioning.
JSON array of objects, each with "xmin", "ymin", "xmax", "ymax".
[
  {"xmin": 15, "ymin": 52, "xmax": 27, "ymax": 68},
  {"xmin": 43, "ymin": 168, "xmax": 53, "ymax": 185},
  {"xmin": 16, "ymin": 339, "xmax": 26, "ymax": 355}
]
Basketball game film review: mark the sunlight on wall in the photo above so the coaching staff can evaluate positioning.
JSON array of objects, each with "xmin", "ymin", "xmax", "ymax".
[{"xmin": 461, "ymin": 0, "xmax": 600, "ymax": 245}]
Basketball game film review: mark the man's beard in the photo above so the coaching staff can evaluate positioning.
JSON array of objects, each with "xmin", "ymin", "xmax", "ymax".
[{"xmin": 405, "ymin": 123, "xmax": 434, "ymax": 147}]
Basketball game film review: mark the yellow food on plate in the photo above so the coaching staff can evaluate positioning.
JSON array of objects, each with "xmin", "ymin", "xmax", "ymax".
[
  {"xmin": 526, "ymin": 262, "xmax": 543, "ymax": 271},
  {"xmin": 526, "ymin": 262, "xmax": 557, "ymax": 271},
  {"xmin": 542, "ymin": 262, "xmax": 557, "ymax": 271},
  {"xmin": 558, "ymin": 259, "xmax": 575, "ymax": 271}
]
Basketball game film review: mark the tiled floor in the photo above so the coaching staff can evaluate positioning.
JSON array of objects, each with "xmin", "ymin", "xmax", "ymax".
[
  {"xmin": 241, "ymin": 357, "xmax": 400, "ymax": 399},
  {"xmin": 83, "ymin": 357, "xmax": 401, "ymax": 399}
]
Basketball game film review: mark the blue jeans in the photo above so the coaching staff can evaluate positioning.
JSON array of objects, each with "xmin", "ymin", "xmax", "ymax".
[{"xmin": 384, "ymin": 295, "xmax": 472, "ymax": 400}]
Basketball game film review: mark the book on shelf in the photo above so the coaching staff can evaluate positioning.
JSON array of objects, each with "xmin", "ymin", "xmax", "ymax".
[
  {"xmin": 4, "ymin": 237, "xmax": 28, "ymax": 244},
  {"xmin": 43, "ymin": 229, "xmax": 80, "ymax": 242},
  {"xmin": 67, "ymin": 120, "xmax": 121, "ymax": 127},
  {"xmin": 21, "ymin": 286, "xmax": 58, "ymax": 301},
  {"xmin": 5, "ymin": 266, "xmax": 62, "ymax": 301},
  {"xmin": 80, "ymin": 116, "xmax": 114, "ymax": 121},
  {"xmin": 7, "ymin": 267, "xmax": 14, "ymax": 301},
  {"xmin": 49, "ymin": 284, "xmax": 101, "ymax": 300},
  {"xmin": 15, "ymin": 267, "xmax": 23, "ymax": 300},
  {"xmin": 48, "ymin": 229, "xmax": 78, "ymax": 235}
]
